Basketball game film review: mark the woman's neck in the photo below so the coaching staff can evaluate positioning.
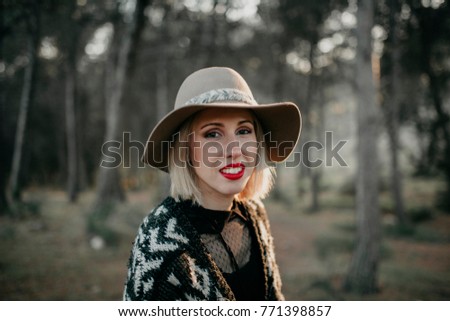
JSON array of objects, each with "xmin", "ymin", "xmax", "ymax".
[{"xmin": 200, "ymin": 194, "xmax": 234, "ymax": 211}]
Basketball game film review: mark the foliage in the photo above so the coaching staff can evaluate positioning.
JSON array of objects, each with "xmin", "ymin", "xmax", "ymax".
[{"xmin": 1, "ymin": 0, "xmax": 448, "ymax": 199}]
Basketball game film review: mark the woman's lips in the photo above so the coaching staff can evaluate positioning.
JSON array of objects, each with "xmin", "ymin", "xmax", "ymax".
[{"xmin": 219, "ymin": 163, "xmax": 245, "ymax": 180}]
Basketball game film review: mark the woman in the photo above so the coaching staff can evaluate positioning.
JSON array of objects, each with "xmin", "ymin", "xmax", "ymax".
[{"xmin": 123, "ymin": 67, "xmax": 301, "ymax": 301}]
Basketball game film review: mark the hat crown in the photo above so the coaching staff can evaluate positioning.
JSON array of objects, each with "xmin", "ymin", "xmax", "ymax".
[{"xmin": 174, "ymin": 67, "xmax": 255, "ymax": 109}]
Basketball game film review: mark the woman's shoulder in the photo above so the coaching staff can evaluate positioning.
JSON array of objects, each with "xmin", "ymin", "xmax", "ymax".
[
  {"xmin": 151, "ymin": 196, "xmax": 179, "ymax": 214},
  {"xmin": 134, "ymin": 197, "xmax": 192, "ymax": 246},
  {"xmin": 241, "ymin": 198, "xmax": 267, "ymax": 217},
  {"xmin": 142, "ymin": 197, "xmax": 183, "ymax": 223}
]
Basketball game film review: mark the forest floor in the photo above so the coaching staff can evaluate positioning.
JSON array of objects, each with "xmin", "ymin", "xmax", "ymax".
[{"xmin": 0, "ymin": 177, "xmax": 449, "ymax": 300}]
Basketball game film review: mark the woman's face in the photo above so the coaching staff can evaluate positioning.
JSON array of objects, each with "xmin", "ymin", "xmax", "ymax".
[{"xmin": 189, "ymin": 108, "xmax": 258, "ymax": 208}]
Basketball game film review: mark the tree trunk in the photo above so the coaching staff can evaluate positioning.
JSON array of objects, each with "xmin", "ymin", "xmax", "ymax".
[
  {"xmin": 417, "ymin": 7, "xmax": 450, "ymax": 208},
  {"xmin": 422, "ymin": 47, "xmax": 450, "ymax": 207},
  {"xmin": 95, "ymin": 40, "xmax": 124, "ymax": 204},
  {"xmin": 65, "ymin": 18, "xmax": 79, "ymax": 202},
  {"xmin": 95, "ymin": 0, "xmax": 148, "ymax": 205},
  {"xmin": 301, "ymin": 37, "xmax": 320, "ymax": 212},
  {"xmin": 65, "ymin": 59, "xmax": 78, "ymax": 202},
  {"xmin": 311, "ymin": 88, "xmax": 324, "ymax": 212},
  {"xmin": 344, "ymin": 0, "xmax": 381, "ymax": 294},
  {"xmin": 385, "ymin": 0, "xmax": 407, "ymax": 226},
  {"xmin": 6, "ymin": 9, "xmax": 39, "ymax": 207},
  {"xmin": 427, "ymin": 69, "xmax": 450, "ymax": 204},
  {"xmin": 156, "ymin": 52, "xmax": 170, "ymax": 200},
  {"xmin": 0, "ymin": 51, "xmax": 7, "ymax": 213},
  {"xmin": 301, "ymin": 69, "xmax": 313, "ymax": 203},
  {"xmin": 270, "ymin": 52, "xmax": 288, "ymax": 202}
]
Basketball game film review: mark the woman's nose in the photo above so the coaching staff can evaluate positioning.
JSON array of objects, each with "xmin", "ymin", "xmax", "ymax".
[{"xmin": 226, "ymin": 140, "xmax": 242, "ymax": 159}]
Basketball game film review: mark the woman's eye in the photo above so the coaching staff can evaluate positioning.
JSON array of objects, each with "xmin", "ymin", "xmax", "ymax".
[
  {"xmin": 237, "ymin": 128, "xmax": 252, "ymax": 135},
  {"xmin": 204, "ymin": 131, "xmax": 220, "ymax": 139}
]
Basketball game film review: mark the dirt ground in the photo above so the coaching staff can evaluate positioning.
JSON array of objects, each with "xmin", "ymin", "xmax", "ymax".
[{"xmin": 0, "ymin": 185, "xmax": 449, "ymax": 300}]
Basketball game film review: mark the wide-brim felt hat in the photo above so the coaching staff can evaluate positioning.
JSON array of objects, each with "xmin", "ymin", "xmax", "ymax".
[{"xmin": 143, "ymin": 67, "xmax": 302, "ymax": 171}]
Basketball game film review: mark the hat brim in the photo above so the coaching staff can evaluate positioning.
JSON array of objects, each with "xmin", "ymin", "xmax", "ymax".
[{"xmin": 142, "ymin": 102, "xmax": 302, "ymax": 171}]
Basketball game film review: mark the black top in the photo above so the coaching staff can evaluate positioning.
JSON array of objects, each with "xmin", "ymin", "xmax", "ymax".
[{"xmin": 181, "ymin": 200, "xmax": 266, "ymax": 300}]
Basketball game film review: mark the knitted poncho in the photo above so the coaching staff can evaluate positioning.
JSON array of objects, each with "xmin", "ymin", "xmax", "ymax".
[{"xmin": 123, "ymin": 197, "xmax": 284, "ymax": 301}]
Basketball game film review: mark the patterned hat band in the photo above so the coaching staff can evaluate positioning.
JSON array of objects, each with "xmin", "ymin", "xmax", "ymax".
[{"xmin": 184, "ymin": 88, "xmax": 257, "ymax": 106}]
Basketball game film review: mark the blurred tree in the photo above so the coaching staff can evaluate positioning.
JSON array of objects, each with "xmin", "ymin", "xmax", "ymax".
[
  {"xmin": 409, "ymin": 1, "xmax": 450, "ymax": 209},
  {"xmin": 374, "ymin": 0, "xmax": 450, "ymax": 220},
  {"xmin": 344, "ymin": 0, "xmax": 381, "ymax": 294},
  {"xmin": 63, "ymin": 1, "xmax": 81, "ymax": 203},
  {"xmin": 154, "ymin": 1, "xmax": 175, "ymax": 200},
  {"xmin": 277, "ymin": 0, "xmax": 347, "ymax": 210},
  {"xmin": 52, "ymin": 1, "xmax": 115, "ymax": 194},
  {"xmin": 6, "ymin": 1, "xmax": 41, "ymax": 208},
  {"xmin": 380, "ymin": 0, "xmax": 408, "ymax": 226},
  {"xmin": 95, "ymin": 0, "xmax": 150, "ymax": 206},
  {"xmin": 0, "ymin": 0, "xmax": 22, "ymax": 212}
]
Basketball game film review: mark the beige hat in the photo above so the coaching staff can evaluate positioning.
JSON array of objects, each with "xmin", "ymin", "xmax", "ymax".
[{"xmin": 143, "ymin": 67, "xmax": 302, "ymax": 171}]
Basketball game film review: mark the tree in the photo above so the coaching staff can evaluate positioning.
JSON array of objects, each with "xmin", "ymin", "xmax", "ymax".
[
  {"xmin": 382, "ymin": 0, "xmax": 408, "ymax": 226},
  {"xmin": 411, "ymin": 3, "xmax": 450, "ymax": 209},
  {"xmin": 63, "ymin": 2, "xmax": 81, "ymax": 203},
  {"xmin": 95, "ymin": 0, "xmax": 149, "ymax": 205},
  {"xmin": 344, "ymin": 0, "xmax": 381, "ymax": 294},
  {"xmin": 277, "ymin": 0, "xmax": 347, "ymax": 210},
  {"xmin": 6, "ymin": 2, "xmax": 40, "ymax": 208}
]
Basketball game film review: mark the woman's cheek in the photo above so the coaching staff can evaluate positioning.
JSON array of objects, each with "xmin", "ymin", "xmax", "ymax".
[{"xmin": 242, "ymin": 140, "xmax": 258, "ymax": 166}]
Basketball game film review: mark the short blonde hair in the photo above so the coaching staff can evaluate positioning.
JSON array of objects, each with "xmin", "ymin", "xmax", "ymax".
[{"xmin": 168, "ymin": 112, "xmax": 275, "ymax": 205}]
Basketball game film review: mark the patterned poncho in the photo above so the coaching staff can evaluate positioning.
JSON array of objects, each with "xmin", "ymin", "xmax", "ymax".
[{"xmin": 123, "ymin": 197, "xmax": 284, "ymax": 301}]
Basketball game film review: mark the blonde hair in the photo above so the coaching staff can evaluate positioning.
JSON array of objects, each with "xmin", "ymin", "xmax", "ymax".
[{"xmin": 168, "ymin": 112, "xmax": 275, "ymax": 205}]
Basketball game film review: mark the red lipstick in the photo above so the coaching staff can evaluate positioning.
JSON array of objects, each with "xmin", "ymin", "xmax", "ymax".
[{"xmin": 219, "ymin": 163, "xmax": 245, "ymax": 180}]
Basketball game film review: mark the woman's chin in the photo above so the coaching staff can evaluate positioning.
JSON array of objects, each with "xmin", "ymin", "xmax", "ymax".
[{"xmin": 216, "ymin": 183, "xmax": 248, "ymax": 197}]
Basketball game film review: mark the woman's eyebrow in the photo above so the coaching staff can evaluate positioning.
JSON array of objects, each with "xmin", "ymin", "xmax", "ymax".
[
  {"xmin": 200, "ymin": 122, "xmax": 223, "ymax": 129},
  {"xmin": 200, "ymin": 119, "xmax": 253, "ymax": 130},
  {"xmin": 238, "ymin": 119, "xmax": 254, "ymax": 126}
]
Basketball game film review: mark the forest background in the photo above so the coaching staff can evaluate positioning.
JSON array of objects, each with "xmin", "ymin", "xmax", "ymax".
[{"xmin": 1, "ymin": 0, "xmax": 449, "ymax": 300}]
